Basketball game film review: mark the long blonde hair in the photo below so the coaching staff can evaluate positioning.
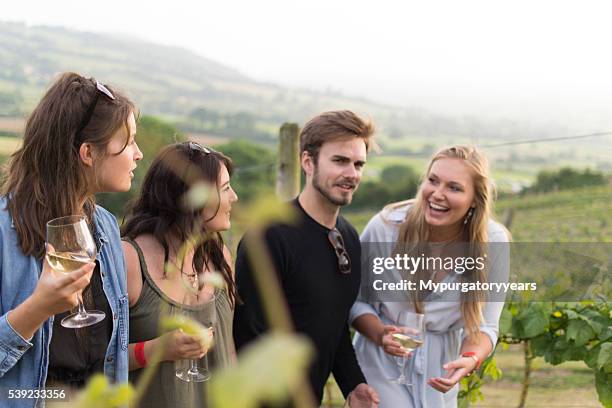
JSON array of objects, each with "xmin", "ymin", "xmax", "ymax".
[{"xmin": 389, "ymin": 145, "xmax": 499, "ymax": 338}]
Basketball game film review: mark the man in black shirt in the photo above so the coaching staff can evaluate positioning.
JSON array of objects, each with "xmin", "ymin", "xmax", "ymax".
[{"xmin": 233, "ymin": 110, "xmax": 379, "ymax": 407}]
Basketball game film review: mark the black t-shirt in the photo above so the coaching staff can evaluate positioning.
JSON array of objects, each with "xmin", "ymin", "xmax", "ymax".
[
  {"xmin": 47, "ymin": 262, "xmax": 112, "ymax": 388},
  {"xmin": 233, "ymin": 199, "xmax": 366, "ymax": 404}
]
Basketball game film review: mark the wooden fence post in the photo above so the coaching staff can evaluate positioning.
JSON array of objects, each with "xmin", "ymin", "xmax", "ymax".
[
  {"xmin": 502, "ymin": 208, "xmax": 515, "ymax": 229},
  {"xmin": 276, "ymin": 123, "xmax": 301, "ymax": 200}
]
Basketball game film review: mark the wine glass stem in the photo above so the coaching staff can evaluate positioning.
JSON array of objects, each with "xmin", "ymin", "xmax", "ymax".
[
  {"xmin": 189, "ymin": 359, "xmax": 199, "ymax": 374},
  {"xmin": 399, "ymin": 354, "xmax": 408, "ymax": 381},
  {"xmin": 76, "ymin": 298, "xmax": 87, "ymax": 318}
]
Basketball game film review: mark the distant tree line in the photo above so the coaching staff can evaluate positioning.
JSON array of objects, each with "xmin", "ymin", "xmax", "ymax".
[
  {"xmin": 5, "ymin": 113, "xmax": 607, "ymax": 218},
  {"xmin": 181, "ymin": 107, "xmax": 275, "ymax": 142},
  {"xmin": 214, "ymin": 139, "xmax": 276, "ymax": 203},
  {"xmin": 523, "ymin": 167, "xmax": 608, "ymax": 195},
  {"xmin": 349, "ymin": 164, "xmax": 420, "ymax": 210},
  {"xmin": 97, "ymin": 116, "xmax": 187, "ymax": 217},
  {"xmin": 97, "ymin": 118, "xmax": 277, "ymax": 218}
]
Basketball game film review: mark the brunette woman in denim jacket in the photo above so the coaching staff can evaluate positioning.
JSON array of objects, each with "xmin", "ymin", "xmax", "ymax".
[{"xmin": 0, "ymin": 72, "xmax": 142, "ymax": 406}]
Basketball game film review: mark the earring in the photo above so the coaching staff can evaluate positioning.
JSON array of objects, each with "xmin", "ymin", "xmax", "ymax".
[{"xmin": 464, "ymin": 207, "xmax": 474, "ymax": 225}]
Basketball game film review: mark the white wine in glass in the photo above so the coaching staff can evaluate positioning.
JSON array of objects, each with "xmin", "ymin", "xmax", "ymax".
[
  {"xmin": 46, "ymin": 215, "xmax": 105, "ymax": 329},
  {"xmin": 46, "ymin": 251, "xmax": 92, "ymax": 273},
  {"xmin": 392, "ymin": 333, "xmax": 424, "ymax": 351}
]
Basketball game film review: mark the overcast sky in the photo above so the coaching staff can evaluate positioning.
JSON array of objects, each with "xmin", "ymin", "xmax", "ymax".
[{"xmin": 4, "ymin": 0, "xmax": 612, "ymax": 130}]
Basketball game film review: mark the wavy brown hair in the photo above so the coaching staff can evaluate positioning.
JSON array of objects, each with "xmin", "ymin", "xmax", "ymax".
[
  {"xmin": 121, "ymin": 142, "xmax": 238, "ymax": 306},
  {"xmin": 300, "ymin": 110, "xmax": 376, "ymax": 162},
  {"xmin": 387, "ymin": 145, "xmax": 508, "ymax": 338},
  {"xmin": 2, "ymin": 72, "xmax": 135, "ymax": 258}
]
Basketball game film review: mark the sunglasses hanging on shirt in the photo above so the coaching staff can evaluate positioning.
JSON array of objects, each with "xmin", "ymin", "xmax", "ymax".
[{"xmin": 328, "ymin": 228, "xmax": 351, "ymax": 274}]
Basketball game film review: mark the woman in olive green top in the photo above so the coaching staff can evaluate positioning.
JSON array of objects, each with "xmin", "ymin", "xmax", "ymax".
[{"xmin": 121, "ymin": 142, "xmax": 238, "ymax": 407}]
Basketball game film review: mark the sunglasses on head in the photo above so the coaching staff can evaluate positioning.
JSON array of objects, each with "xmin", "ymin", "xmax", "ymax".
[
  {"xmin": 186, "ymin": 141, "xmax": 212, "ymax": 154},
  {"xmin": 328, "ymin": 228, "xmax": 351, "ymax": 274},
  {"xmin": 185, "ymin": 141, "xmax": 216, "ymax": 162},
  {"xmin": 75, "ymin": 80, "xmax": 116, "ymax": 145}
]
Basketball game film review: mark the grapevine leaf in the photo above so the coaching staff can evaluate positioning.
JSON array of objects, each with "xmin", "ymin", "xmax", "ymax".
[
  {"xmin": 597, "ymin": 343, "xmax": 612, "ymax": 373},
  {"xmin": 517, "ymin": 303, "xmax": 549, "ymax": 338},
  {"xmin": 585, "ymin": 345, "xmax": 601, "ymax": 370},
  {"xmin": 599, "ymin": 326, "xmax": 612, "ymax": 342},
  {"xmin": 566, "ymin": 319, "xmax": 595, "ymax": 347},
  {"xmin": 530, "ymin": 334, "xmax": 551, "ymax": 357}
]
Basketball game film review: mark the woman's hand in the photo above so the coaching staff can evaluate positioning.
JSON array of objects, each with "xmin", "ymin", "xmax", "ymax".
[
  {"xmin": 379, "ymin": 325, "xmax": 412, "ymax": 358},
  {"xmin": 427, "ymin": 356, "xmax": 478, "ymax": 393},
  {"xmin": 159, "ymin": 328, "xmax": 213, "ymax": 361},
  {"xmin": 7, "ymin": 254, "xmax": 95, "ymax": 342},
  {"xmin": 30, "ymin": 255, "xmax": 95, "ymax": 316}
]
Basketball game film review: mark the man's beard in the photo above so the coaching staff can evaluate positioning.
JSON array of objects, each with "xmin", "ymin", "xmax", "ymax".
[{"xmin": 312, "ymin": 166, "xmax": 352, "ymax": 207}]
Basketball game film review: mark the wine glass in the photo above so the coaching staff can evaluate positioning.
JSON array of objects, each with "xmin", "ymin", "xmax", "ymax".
[
  {"xmin": 175, "ymin": 290, "xmax": 216, "ymax": 383},
  {"xmin": 46, "ymin": 215, "xmax": 105, "ymax": 328},
  {"xmin": 390, "ymin": 311, "xmax": 424, "ymax": 385}
]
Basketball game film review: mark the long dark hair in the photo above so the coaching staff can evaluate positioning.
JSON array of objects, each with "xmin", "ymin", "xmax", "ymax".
[
  {"xmin": 2, "ymin": 72, "xmax": 135, "ymax": 258},
  {"xmin": 122, "ymin": 142, "xmax": 238, "ymax": 305}
]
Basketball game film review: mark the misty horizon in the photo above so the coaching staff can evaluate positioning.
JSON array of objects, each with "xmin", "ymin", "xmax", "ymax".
[{"xmin": 3, "ymin": 1, "xmax": 612, "ymax": 133}]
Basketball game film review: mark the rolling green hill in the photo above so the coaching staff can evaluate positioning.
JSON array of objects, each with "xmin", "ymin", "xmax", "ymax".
[
  {"xmin": 0, "ymin": 22, "xmax": 417, "ymax": 133},
  {"xmin": 1, "ymin": 21, "xmax": 610, "ymax": 186}
]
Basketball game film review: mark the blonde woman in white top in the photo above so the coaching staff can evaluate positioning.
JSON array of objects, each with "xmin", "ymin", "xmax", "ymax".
[{"xmin": 350, "ymin": 146, "xmax": 510, "ymax": 408}]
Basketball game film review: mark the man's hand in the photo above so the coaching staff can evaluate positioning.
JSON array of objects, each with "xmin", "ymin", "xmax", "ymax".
[{"xmin": 346, "ymin": 383, "xmax": 379, "ymax": 408}]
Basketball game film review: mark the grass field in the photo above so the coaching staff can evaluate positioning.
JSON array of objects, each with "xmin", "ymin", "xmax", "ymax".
[
  {"xmin": 0, "ymin": 135, "xmax": 21, "ymax": 155},
  {"xmin": 473, "ymin": 345, "xmax": 601, "ymax": 407},
  {"xmin": 345, "ymin": 185, "xmax": 612, "ymax": 242},
  {"xmin": 496, "ymin": 185, "xmax": 611, "ymax": 242}
]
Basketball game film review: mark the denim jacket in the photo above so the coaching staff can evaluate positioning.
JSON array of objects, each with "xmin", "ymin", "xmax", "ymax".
[{"xmin": 0, "ymin": 197, "xmax": 129, "ymax": 407}]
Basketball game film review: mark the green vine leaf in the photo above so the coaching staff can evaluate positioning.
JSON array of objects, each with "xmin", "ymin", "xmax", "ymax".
[
  {"xmin": 516, "ymin": 303, "xmax": 550, "ymax": 338},
  {"xmin": 597, "ymin": 343, "xmax": 612, "ymax": 373},
  {"xmin": 566, "ymin": 319, "xmax": 595, "ymax": 347}
]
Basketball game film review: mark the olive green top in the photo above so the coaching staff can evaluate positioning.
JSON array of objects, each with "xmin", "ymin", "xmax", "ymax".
[{"xmin": 125, "ymin": 238, "xmax": 235, "ymax": 408}]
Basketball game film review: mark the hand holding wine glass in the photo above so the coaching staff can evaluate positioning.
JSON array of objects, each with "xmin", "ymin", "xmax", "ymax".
[
  {"xmin": 175, "ymin": 286, "xmax": 216, "ymax": 383},
  {"xmin": 46, "ymin": 215, "xmax": 105, "ymax": 328},
  {"xmin": 32, "ymin": 252, "xmax": 95, "ymax": 315},
  {"xmin": 389, "ymin": 311, "xmax": 424, "ymax": 385},
  {"xmin": 380, "ymin": 324, "xmax": 412, "ymax": 358},
  {"xmin": 159, "ymin": 328, "xmax": 210, "ymax": 362}
]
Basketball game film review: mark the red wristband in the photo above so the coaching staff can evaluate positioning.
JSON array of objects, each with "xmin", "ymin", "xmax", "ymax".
[
  {"xmin": 461, "ymin": 351, "xmax": 480, "ymax": 370},
  {"xmin": 135, "ymin": 341, "xmax": 147, "ymax": 367}
]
